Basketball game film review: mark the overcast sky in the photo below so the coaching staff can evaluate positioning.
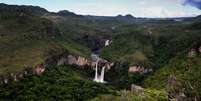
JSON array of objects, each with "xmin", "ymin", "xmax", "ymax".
[{"xmin": 1, "ymin": 0, "xmax": 201, "ymax": 18}]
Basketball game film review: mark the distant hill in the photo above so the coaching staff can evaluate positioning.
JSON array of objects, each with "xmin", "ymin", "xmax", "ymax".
[
  {"xmin": 56, "ymin": 10, "xmax": 83, "ymax": 18},
  {"xmin": 0, "ymin": 3, "xmax": 48, "ymax": 16},
  {"xmin": 0, "ymin": 3, "xmax": 201, "ymax": 100}
]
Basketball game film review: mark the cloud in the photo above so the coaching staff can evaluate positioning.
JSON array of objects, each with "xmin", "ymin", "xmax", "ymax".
[
  {"xmin": 68, "ymin": 3, "xmax": 130, "ymax": 16},
  {"xmin": 183, "ymin": 0, "xmax": 201, "ymax": 9},
  {"xmin": 137, "ymin": 6, "xmax": 200, "ymax": 18},
  {"xmin": 139, "ymin": 1, "xmax": 146, "ymax": 5}
]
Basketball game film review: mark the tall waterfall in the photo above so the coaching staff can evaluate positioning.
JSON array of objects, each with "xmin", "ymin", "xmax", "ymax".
[
  {"xmin": 93, "ymin": 39, "xmax": 111, "ymax": 83},
  {"xmin": 94, "ymin": 59, "xmax": 99, "ymax": 82},
  {"xmin": 93, "ymin": 59, "xmax": 106, "ymax": 83},
  {"xmin": 100, "ymin": 66, "xmax": 106, "ymax": 82}
]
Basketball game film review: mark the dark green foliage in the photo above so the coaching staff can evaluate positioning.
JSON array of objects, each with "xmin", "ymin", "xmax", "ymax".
[
  {"xmin": 101, "ymin": 31, "xmax": 153, "ymax": 67},
  {"xmin": 188, "ymin": 21, "xmax": 201, "ymax": 30},
  {"xmin": 57, "ymin": 10, "xmax": 83, "ymax": 17},
  {"xmin": 105, "ymin": 62, "xmax": 145, "ymax": 90},
  {"xmin": 144, "ymin": 56, "xmax": 201, "ymax": 100},
  {"xmin": 105, "ymin": 63, "xmax": 130, "ymax": 89},
  {"xmin": 116, "ymin": 63, "xmax": 130, "ymax": 89},
  {"xmin": 128, "ymin": 73, "xmax": 145, "ymax": 85},
  {"xmin": 150, "ymin": 32, "xmax": 201, "ymax": 69},
  {"xmin": 0, "ymin": 5, "xmax": 90, "ymax": 74},
  {"xmin": 1, "ymin": 3, "xmax": 201, "ymax": 101},
  {"xmin": 0, "ymin": 3, "xmax": 48, "ymax": 16},
  {"xmin": 0, "ymin": 65, "xmax": 114, "ymax": 101},
  {"xmin": 99, "ymin": 19, "xmax": 201, "ymax": 100},
  {"xmin": 182, "ymin": 57, "xmax": 201, "ymax": 100}
]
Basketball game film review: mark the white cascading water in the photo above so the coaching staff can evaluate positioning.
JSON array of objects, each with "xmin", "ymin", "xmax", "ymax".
[
  {"xmin": 93, "ymin": 58, "xmax": 106, "ymax": 83},
  {"xmin": 93, "ymin": 40, "xmax": 111, "ymax": 83},
  {"xmin": 94, "ymin": 58, "xmax": 99, "ymax": 82},
  {"xmin": 100, "ymin": 66, "xmax": 106, "ymax": 82}
]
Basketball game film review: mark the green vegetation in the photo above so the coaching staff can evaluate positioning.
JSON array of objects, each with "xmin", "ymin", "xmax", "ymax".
[
  {"xmin": 99, "ymin": 18, "xmax": 201, "ymax": 100},
  {"xmin": 0, "ymin": 12, "xmax": 55, "ymax": 74},
  {"xmin": 0, "ymin": 65, "xmax": 114, "ymax": 101},
  {"xmin": 144, "ymin": 56, "xmax": 201, "ymax": 100},
  {"xmin": 100, "ymin": 31, "xmax": 153, "ymax": 67},
  {"xmin": 1, "ymin": 3, "xmax": 201, "ymax": 101},
  {"xmin": 0, "ymin": 4, "xmax": 91, "ymax": 74},
  {"xmin": 91, "ymin": 88, "xmax": 167, "ymax": 101}
]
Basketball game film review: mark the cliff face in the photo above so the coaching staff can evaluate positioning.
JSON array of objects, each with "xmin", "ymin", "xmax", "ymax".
[
  {"xmin": 188, "ymin": 46, "xmax": 201, "ymax": 57},
  {"xmin": 0, "ymin": 63, "xmax": 46, "ymax": 84},
  {"xmin": 57, "ymin": 55, "xmax": 91, "ymax": 67},
  {"xmin": 0, "ymin": 54, "xmax": 92, "ymax": 84},
  {"xmin": 129, "ymin": 66, "xmax": 153, "ymax": 74}
]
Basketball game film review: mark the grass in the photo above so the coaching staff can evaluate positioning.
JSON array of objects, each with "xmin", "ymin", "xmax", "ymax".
[
  {"xmin": 0, "ymin": 10, "xmax": 92, "ymax": 75},
  {"xmin": 0, "ymin": 39, "xmax": 50, "ymax": 74},
  {"xmin": 55, "ymin": 38, "xmax": 91, "ymax": 58}
]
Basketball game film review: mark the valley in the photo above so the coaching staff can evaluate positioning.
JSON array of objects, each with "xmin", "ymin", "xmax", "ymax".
[{"xmin": 0, "ymin": 3, "xmax": 201, "ymax": 101}]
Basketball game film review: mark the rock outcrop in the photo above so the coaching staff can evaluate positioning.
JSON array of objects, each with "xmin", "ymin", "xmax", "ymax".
[
  {"xmin": 188, "ymin": 49, "xmax": 197, "ymax": 57},
  {"xmin": 0, "ymin": 52, "xmax": 113, "ymax": 84},
  {"xmin": 167, "ymin": 75, "xmax": 186, "ymax": 101},
  {"xmin": 0, "ymin": 53, "xmax": 93, "ymax": 85},
  {"xmin": 129, "ymin": 66, "xmax": 152, "ymax": 74},
  {"xmin": 188, "ymin": 45, "xmax": 201, "ymax": 57},
  {"xmin": 34, "ymin": 64, "xmax": 46, "ymax": 75},
  {"xmin": 0, "ymin": 63, "xmax": 46, "ymax": 84},
  {"xmin": 57, "ymin": 55, "xmax": 91, "ymax": 67},
  {"xmin": 131, "ymin": 84, "xmax": 144, "ymax": 93},
  {"xmin": 67, "ymin": 55, "xmax": 77, "ymax": 65},
  {"xmin": 76, "ymin": 56, "xmax": 91, "ymax": 66}
]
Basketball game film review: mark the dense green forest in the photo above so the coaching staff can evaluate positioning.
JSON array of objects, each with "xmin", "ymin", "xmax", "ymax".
[
  {"xmin": 0, "ymin": 3, "xmax": 201, "ymax": 101},
  {"xmin": 0, "ymin": 65, "xmax": 114, "ymax": 101}
]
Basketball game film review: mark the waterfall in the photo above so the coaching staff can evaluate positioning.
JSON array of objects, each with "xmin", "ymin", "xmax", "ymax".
[
  {"xmin": 94, "ymin": 59, "xmax": 99, "ymax": 82},
  {"xmin": 93, "ymin": 58, "xmax": 106, "ymax": 83},
  {"xmin": 92, "ymin": 39, "xmax": 112, "ymax": 83},
  {"xmin": 100, "ymin": 66, "xmax": 106, "ymax": 82}
]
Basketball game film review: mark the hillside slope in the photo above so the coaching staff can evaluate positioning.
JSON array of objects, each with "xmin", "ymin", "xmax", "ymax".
[{"xmin": 0, "ymin": 4, "xmax": 90, "ymax": 75}]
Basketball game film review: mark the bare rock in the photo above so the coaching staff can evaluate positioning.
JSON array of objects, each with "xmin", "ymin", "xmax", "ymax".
[
  {"xmin": 57, "ymin": 57, "xmax": 68, "ymax": 66},
  {"xmin": 76, "ymin": 56, "xmax": 90, "ymax": 66},
  {"xmin": 34, "ymin": 64, "xmax": 45, "ymax": 75},
  {"xmin": 167, "ymin": 75, "xmax": 186, "ymax": 101},
  {"xmin": 67, "ymin": 55, "xmax": 77, "ymax": 65},
  {"xmin": 131, "ymin": 84, "xmax": 144, "ymax": 93},
  {"xmin": 129, "ymin": 66, "xmax": 152, "ymax": 74},
  {"xmin": 188, "ymin": 49, "xmax": 196, "ymax": 57}
]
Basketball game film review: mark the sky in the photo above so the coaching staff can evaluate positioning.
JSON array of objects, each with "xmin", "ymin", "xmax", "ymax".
[{"xmin": 1, "ymin": 0, "xmax": 201, "ymax": 18}]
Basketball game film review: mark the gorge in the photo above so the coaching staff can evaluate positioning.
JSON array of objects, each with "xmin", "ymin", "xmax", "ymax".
[{"xmin": 0, "ymin": 3, "xmax": 201, "ymax": 101}]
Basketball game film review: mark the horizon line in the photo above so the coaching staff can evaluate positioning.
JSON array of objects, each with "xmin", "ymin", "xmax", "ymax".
[{"xmin": 0, "ymin": 3, "xmax": 200, "ymax": 18}]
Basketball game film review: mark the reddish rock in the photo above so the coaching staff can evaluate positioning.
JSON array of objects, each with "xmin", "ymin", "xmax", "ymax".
[
  {"xmin": 35, "ymin": 64, "xmax": 45, "ymax": 75},
  {"xmin": 67, "ymin": 55, "xmax": 77, "ymax": 65},
  {"xmin": 129, "ymin": 66, "xmax": 152, "ymax": 74},
  {"xmin": 76, "ymin": 56, "xmax": 90, "ymax": 66}
]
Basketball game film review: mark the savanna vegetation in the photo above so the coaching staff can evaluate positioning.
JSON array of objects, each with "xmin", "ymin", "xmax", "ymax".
[{"xmin": 0, "ymin": 3, "xmax": 201, "ymax": 101}]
